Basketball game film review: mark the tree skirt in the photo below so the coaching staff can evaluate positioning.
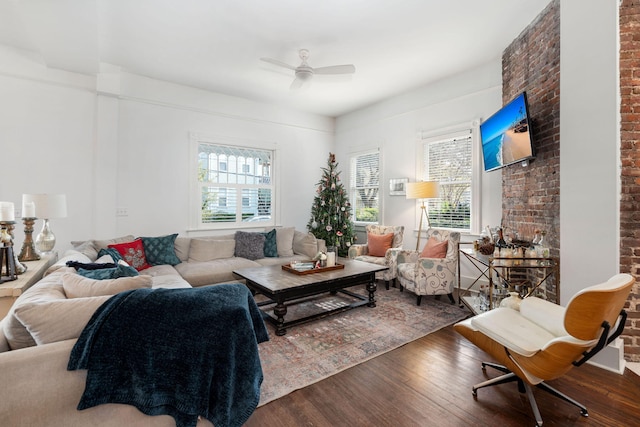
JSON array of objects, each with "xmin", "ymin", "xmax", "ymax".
[{"xmin": 256, "ymin": 287, "xmax": 470, "ymax": 406}]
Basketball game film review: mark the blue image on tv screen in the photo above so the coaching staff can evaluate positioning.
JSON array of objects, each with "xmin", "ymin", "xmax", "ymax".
[{"xmin": 480, "ymin": 92, "xmax": 533, "ymax": 172}]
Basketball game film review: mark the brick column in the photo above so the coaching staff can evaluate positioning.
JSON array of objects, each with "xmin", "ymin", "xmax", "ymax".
[
  {"xmin": 619, "ymin": 0, "xmax": 640, "ymax": 362},
  {"xmin": 501, "ymin": 0, "xmax": 560, "ymax": 303}
]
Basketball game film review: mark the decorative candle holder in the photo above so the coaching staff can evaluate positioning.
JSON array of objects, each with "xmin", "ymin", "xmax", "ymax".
[
  {"xmin": 18, "ymin": 217, "xmax": 40, "ymax": 262},
  {"xmin": 0, "ymin": 222, "xmax": 18, "ymax": 282}
]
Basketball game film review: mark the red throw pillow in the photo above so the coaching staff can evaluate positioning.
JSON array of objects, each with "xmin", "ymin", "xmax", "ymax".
[
  {"xmin": 367, "ymin": 232, "xmax": 395, "ymax": 257},
  {"xmin": 421, "ymin": 237, "xmax": 448, "ymax": 258},
  {"xmin": 108, "ymin": 238, "xmax": 150, "ymax": 271}
]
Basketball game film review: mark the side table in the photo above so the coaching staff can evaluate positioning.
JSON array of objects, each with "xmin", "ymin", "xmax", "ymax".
[
  {"xmin": 457, "ymin": 244, "xmax": 560, "ymax": 315},
  {"xmin": 457, "ymin": 245, "xmax": 492, "ymax": 315},
  {"xmin": 0, "ymin": 253, "xmax": 58, "ymax": 318}
]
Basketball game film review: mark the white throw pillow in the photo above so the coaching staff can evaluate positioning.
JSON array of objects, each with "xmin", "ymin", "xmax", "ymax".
[
  {"xmin": 275, "ymin": 227, "xmax": 295, "ymax": 257},
  {"xmin": 62, "ymin": 273, "xmax": 153, "ymax": 298},
  {"xmin": 293, "ymin": 231, "xmax": 318, "ymax": 259},
  {"xmin": 14, "ymin": 296, "xmax": 111, "ymax": 345}
]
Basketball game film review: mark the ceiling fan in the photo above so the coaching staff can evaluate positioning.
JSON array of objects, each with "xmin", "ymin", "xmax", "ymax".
[{"xmin": 260, "ymin": 49, "xmax": 355, "ymax": 89}]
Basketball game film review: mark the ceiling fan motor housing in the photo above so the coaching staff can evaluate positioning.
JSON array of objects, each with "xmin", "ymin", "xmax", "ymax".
[{"xmin": 295, "ymin": 66, "xmax": 313, "ymax": 80}]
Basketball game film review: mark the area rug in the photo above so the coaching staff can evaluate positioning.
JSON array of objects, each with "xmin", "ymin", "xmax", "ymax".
[{"xmin": 256, "ymin": 287, "xmax": 470, "ymax": 406}]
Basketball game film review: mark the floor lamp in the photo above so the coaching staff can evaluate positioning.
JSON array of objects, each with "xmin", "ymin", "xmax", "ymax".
[{"xmin": 406, "ymin": 181, "xmax": 439, "ymax": 251}]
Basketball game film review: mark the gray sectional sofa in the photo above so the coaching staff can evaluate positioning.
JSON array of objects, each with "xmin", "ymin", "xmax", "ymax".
[{"xmin": 0, "ymin": 227, "xmax": 325, "ymax": 426}]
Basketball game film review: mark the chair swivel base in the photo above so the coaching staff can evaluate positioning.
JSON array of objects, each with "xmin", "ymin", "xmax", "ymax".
[{"xmin": 473, "ymin": 362, "xmax": 589, "ymax": 427}]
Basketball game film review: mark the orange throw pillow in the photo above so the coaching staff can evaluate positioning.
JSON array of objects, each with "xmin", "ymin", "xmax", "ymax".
[
  {"xmin": 367, "ymin": 232, "xmax": 395, "ymax": 257},
  {"xmin": 421, "ymin": 237, "xmax": 448, "ymax": 258}
]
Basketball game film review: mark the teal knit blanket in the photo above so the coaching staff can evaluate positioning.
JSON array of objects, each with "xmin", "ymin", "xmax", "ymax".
[{"xmin": 68, "ymin": 284, "xmax": 269, "ymax": 427}]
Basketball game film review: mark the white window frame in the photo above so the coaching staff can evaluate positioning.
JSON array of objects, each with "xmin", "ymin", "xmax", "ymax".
[
  {"xmin": 189, "ymin": 133, "xmax": 278, "ymax": 230},
  {"xmin": 350, "ymin": 149, "xmax": 381, "ymax": 225},
  {"xmin": 416, "ymin": 122, "xmax": 482, "ymax": 234}
]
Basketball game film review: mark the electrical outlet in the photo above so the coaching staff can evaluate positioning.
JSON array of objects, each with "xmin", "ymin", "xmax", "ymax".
[{"xmin": 116, "ymin": 207, "xmax": 128, "ymax": 217}]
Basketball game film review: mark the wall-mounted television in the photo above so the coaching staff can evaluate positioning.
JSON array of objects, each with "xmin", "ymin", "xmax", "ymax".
[{"xmin": 480, "ymin": 91, "xmax": 535, "ymax": 172}]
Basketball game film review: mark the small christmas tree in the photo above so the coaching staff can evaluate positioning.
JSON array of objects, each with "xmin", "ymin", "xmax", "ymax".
[{"xmin": 307, "ymin": 153, "xmax": 356, "ymax": 257}]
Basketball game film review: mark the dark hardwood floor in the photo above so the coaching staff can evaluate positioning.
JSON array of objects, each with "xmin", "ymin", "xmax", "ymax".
[{"xmin": 245, "ymin": 324, "xmax": 640, "ymax": 426}]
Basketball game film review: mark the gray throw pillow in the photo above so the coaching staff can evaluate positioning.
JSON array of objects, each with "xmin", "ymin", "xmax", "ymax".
[{"xmin": 235, "ymin": 231, "xmax": 266, "ymax": 260}]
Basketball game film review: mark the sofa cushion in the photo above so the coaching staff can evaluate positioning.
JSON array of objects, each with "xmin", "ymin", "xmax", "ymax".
[
  {"xmin": 108, "ymin": 238, "xmax": 151, "ymax": 271},
  {"xmin": 234, "ymin": 231, "xmax": 265, "ymax": 260},
  {"xmin": 367, "ymin": 232, "xmax": 394, "ymax": 257},
  {"xmin": 293, "ymin": 231, "xmax": 319, "ymax": 259},
  {"xmin": 2, "ymin": 269, "xmax": 73, "ymax": 350},
  {"xmin": 421, "ymin": 237, "xmax": 449, "ymax": 258},
  {"xmin": 188, "ymin": 239, "xmax": 236, "ymax": 262},
  {"xmin": 63, "ymin": 273, "xmax": 153, "ymax": 298},
  {"xmin": 275, "ymin": 227, "xmax": 295, "ymax": 257},
  {"xmin": 140, "ymin": 233, "xmax": 181, "ymax": 266},
  {"xmin": 261, "ymin": 229, "xmax": 278, "ymax": 257},
  {"xmin": 13, "ymin": 295, "xmax": 112, "ymax": 346},
  {"xmin": 71, "ymin": 235, "xmax": 135, "ymax": 261},
  {"xmin": 175, "ymin": 258, "xmax": 261, "ymax": 287},
  {"xmin": 94, "ymin": 235, "xmax": 135, "ymax": 251}
]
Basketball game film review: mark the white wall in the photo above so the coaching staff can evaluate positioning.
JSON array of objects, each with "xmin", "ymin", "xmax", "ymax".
[
  {"xmin": 560, "ymin": 0, "xmax": 620, "ymax": 304},
  {"xmin": 334, "ymin": 60, "xmax": 504, "ymax": 253},
  {"xmin": 0, "ymin": 46, "xmax": 97, "ymax": 254},
  {"xmin": 0, "ymin": 48, "xmax": 334, "ymax": 254}
]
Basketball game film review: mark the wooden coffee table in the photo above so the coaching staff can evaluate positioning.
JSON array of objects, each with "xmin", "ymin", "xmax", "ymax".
[{"xmin": 233, "ymin": 258, "xmax": 388, "ymax": 336}]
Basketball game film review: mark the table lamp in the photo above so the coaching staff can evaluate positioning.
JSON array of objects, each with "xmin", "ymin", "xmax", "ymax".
[
  {"xmin": 406, "ymin": 181, "xmax": 439, "ymax": 251},
  {"xmin": 22, "ymin": 194, "xmax": 67, "ymax": 254}
]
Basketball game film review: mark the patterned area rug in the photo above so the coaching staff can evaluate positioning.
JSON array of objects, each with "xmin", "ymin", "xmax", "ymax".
[{"xmin": 256, "ymin": 286, "xmax": 470, "ymax": 406}]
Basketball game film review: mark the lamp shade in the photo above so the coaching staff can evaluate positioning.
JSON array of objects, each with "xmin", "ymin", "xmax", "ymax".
[
  {"xmin": 406, "ymin": 181, "xmax": 439, "ymax": 200},
  {"xmin": 22, "ymin": 194, "xmax": 67, "ymax": 219}
]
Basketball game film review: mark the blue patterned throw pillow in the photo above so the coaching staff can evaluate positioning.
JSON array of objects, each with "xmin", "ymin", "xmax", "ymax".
[
  {"xmin": 260, "ymin": 229, "xmax": 278, "ymax": 257},
  {"xmin": 140, "ymin": 233, "xmax": 181, "ymax": 266}
]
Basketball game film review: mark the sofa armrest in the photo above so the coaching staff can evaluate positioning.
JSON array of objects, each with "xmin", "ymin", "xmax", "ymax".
[
  {"xmin": 0, "ymin": 339, "xmax": 213, "ymax": 426},
  {"xmin": 396, "ymin": 249, "xmax": 420, "ymax": 265},
  {"xmin": 385, "ymin": 248, "xmax": 403, "ymax": 279},
  {"xmin": 348, "ymin": 244, "xmax": 368, "ymax": 258}
]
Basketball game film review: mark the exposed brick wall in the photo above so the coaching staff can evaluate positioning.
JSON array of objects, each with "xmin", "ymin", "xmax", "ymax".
[
  {"xmin": 501, "ymin": 0, "xmax": 560, "ymax": 303},
  {"xmin": 619, "ymin": 0, "xmax": 640, "ymax": 362}
]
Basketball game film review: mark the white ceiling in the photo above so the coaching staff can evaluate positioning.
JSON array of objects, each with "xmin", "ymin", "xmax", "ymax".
[{"xmin": 0, "ymin": 0, "xmax": 551, "ymax": 117}]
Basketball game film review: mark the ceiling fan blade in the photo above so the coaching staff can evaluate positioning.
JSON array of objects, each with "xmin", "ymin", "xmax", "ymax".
[
  {"xmin": 260, "ymin": 57, "xmax": 297, "ymax": 71},
  {"xmin": 289, "ymin": 77, "xmax": 305, "ymax": 90},
  {"xmin": 313, "ymin": 64, "xmax": 356, "ymax": 75}
]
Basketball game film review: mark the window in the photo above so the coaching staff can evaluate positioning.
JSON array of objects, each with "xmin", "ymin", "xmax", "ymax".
[
  {"xmin": 420, "ymin": 129, "xmax": 476, "ymax": 232},
  {"xmin": 195, "ymin": 141, "xmax": 273, "ymax": 227},
  {"xmin": 350, "ymin": 150, "xmax": 380, "ymax": 223}
]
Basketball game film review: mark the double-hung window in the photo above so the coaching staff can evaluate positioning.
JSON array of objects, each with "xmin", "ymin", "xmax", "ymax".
[
  {"xmin": 420, "ymin": 128, "xmax": 477, "ymax": 232},
  {"xmin": 350, "ymin": 150, "xmax": 380, "ymax": 223},
  {"xmin": 194, "ymin": 140, "xmax": 274, "ymax": 228}
]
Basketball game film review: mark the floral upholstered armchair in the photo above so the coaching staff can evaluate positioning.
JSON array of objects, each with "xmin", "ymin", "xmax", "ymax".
[
  {"xmin": 396, "ymin": 228, "xmax": 460, "ymax": 305},
  {"xmin": 348, "ymin": 225, "xmax": 404, "ymax": 290}
]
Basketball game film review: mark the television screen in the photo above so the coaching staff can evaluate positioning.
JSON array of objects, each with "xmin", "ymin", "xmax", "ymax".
[{"xmin": 480, "ymin": 92, "xmax": 535, "ymax": 172}]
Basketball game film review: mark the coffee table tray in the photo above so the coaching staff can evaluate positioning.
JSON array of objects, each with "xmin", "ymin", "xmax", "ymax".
[{"xmin": 282, "ymin": 262, "xmax": 345, "ymax": 275}]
